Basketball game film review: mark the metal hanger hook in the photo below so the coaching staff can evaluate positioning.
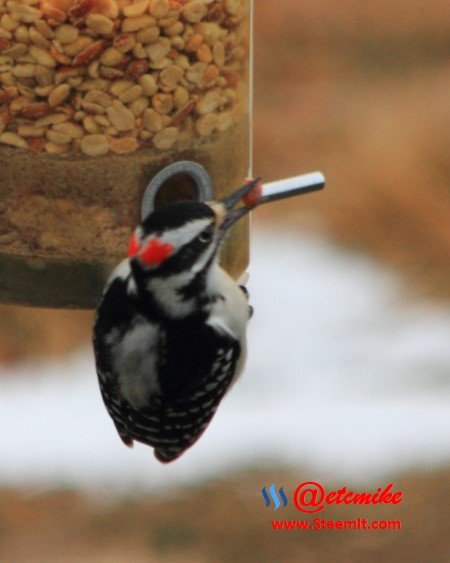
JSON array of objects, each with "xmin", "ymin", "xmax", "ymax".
[{"xmin": 141, "ymin": 161, "xmax": 214, "ymax": 221}]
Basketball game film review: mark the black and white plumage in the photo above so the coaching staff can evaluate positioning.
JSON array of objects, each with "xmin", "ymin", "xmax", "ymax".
[{"xmin": 93, "ymin": 179, "xmax": 261, "ymax": 463}]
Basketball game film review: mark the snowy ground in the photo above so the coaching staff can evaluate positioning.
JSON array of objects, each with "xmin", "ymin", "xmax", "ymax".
[{"xmin": 1, "ymin": 229, "xmax": 449, "ymax": 493}]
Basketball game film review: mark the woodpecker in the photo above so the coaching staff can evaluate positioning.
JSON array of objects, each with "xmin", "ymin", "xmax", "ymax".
[{"xmin": 93, "ymin": 178, "xmax": 262, "ymax": 463}]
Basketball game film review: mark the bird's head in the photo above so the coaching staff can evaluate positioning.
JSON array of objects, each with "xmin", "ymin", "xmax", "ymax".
[{"xmin": 128, "ymin": 177, "xmax": 262, "ymax": 278}]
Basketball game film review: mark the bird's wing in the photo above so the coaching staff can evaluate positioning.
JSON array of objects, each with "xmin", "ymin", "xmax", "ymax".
[
  {"xmin": 126, "ymin": 333, "xmax": 241, "ymax": 463},
  {"xmin": 93, "ymin": 274, "xmax": 140, "ymax": 447}
]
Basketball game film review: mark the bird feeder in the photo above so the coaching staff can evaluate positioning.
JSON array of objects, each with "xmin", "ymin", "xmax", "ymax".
[{"xmin": 0, "ymin": 0, "xmax": 252, "ymax": 308}]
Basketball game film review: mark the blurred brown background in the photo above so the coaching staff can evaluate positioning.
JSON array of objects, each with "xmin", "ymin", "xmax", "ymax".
[{"xmin": 1, "ymin": 0, "xmax": 449, "ymax": 561}]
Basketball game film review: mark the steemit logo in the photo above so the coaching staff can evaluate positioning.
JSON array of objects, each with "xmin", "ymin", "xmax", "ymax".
[
  {"xmin": 261, "ymin": 482, "xmax": 403, "ymax": 513},
  {"xmin": 261, "ymin": 484, "xmax": 288, "ymax": 510}
]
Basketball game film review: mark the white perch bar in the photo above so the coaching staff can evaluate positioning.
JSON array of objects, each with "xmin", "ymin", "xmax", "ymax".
[{"xmin": 261, "ymin": 172, "xmax": 325, "ymax": 204}]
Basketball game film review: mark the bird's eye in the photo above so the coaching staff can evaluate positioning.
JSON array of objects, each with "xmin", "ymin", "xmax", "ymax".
[{"xmin": 199, "ymin": 229, "xmax": 213, "ymax": 244}]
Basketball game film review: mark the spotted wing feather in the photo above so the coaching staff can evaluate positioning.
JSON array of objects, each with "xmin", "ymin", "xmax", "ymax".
[{"xmin": 132, "ymin": 341, "xmax": 239, "ymax": 462}]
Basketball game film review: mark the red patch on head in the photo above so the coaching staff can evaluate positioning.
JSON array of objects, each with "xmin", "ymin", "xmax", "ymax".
[
  {"xmin": 139, "ymin": 238, "xmax": 175, "ymax": 266},
  {"xmin": 128, "ymin": 233, "xmax": 174, "ymax": 266},
  {"xmin": 128, "ymin": 233, "xmax": 140, "ymax": 258}
]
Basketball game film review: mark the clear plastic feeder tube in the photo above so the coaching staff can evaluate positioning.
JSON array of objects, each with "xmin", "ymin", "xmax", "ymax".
[{"xmin": 0, "ymin": 0, "xmax": 253, "ymax": 308}]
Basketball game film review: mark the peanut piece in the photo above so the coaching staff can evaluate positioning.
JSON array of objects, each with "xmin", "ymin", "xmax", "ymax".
[
  {"xmin": 73, "ymin": 41, "xmax": 105, "ymax": 66},
  {"xmin": 94, "ymin": 115, "xmax": 110, "ymax": 127},
  {"xmin": 34, "ymin": 19, "xmax": 54, "ymax": 40},
  {"xmin": 18, "ymin": 125, "xmax": 46, "ymax": 137},
  {"xmin": 84, "ymin": 89, "xmax": 112, "ymax": 107},
  {"xmin": 82, "ymin": 115, "xmax": 100, "ymax": 133},
  {"xmin": 136, "ymin": 26, "xmax": 159, "ymax": 44},
  {"xmin": 183, "ymin": 2, "xmax": 208, "ymax": 24},
  {"xmin": 12, "ymin": 64, "xmax": 36, "ymax": 79},
  {"xmin": 106, "ymin": 99, "xmax": 135, "ymax": 131},
  {"xmin": 224, "ymin": 0, "xmax": 243, "ymax": 17},
  {"xmin": 119, "ymin": 84, "xmax": 143, "ymax": 103},
  {"xmin": 149, "ymin": 0, "xmax": 170, "ymax": 19},
  {"xmin": 213, "ymin": 41, "xmax": 225, "ymax": 67},
  {"xmin": 45, "ymin": 141, "xmax": 68, "ymax": 155},
  {"xmin": 195, "ymin": 113, "xmax": 217, "ymax": 136},
  {"xmin": 3, "ymin": 43, "xmax": 28, "ymax": 59},
  {"xmin": 29, "ymin": 46, "xmax": 56, "ymax": 68},
  {"xmin": 122, "ymin": 16, "xmax": 156, "ymax": 33},
  {"xmin": 35, "ymin": 113, "xmax": 69, "ymax": 127},
  {"xmin": 152, "ymin": 93, "xmax": 173, "ymax": 114},
  {"xmin": 125, "ymin": 59, "xmax": 149, "ymax": 79},
  {"xmin": 160, "ymin": 64, "xmax": 183, "ymax": 88},
  {"xmin": 48, "ymin": 83, "xmax": 71, "ymax": 107},
  {"xmin": 29, "ymin": 27, "xmax": 51, "ymax": 49},
  {"xmin": 145, "ymin": 37, "xmax": 171, "ymax": 62},
  {"xmin": 100, "ymin": 47, "xmax": 124, "ymax": 67},
  {"xmin": 77, "ymin": 78, "xmax": 108, "ymax": 92},
  {"xmin": 0, "ymin": 131, "xmax": 27, "ymax": 148},
  {"xmin": 143, "ymin": 107, "xmax": 163, "ymax": 132},
  {"xmin": 0, "ymin": 72, "xmax": 15, "ymax": 87},
  {"xmin": 129, "ymin": 95, "xmax": 149, "ymax": 117},
  {"xmin": 110, "ymin": 79, "xmax": 135, "ymax": 97},
  {"xmin": 173, "ymin": 86, "xmax": 189, "ymax": 108},
  {"xmin": 80, "ymin": 134, "xmax": 109, "ymax": 156},
  {"xmin": 88, "ymin": 59, "xmax": 100, "ymax": 79},
  {"xmin": 100, "ymin": 66, "xmax": 124, "ymax": 79},
  {"xmin": 196, "ymin": 89, "xmax": 220, "ymax": 115},
  {"xmin": 14, "ymin": 26, "xmax": 30, "ymax": 45},
  {"xmin": 197, "ymin": 43, "xmax": 213, "ymax": 63},
  {"xmin": 153, "ymin": 126, "xmax": 178, "ymax": 149},
  {"xmin": 47, "ymin": 129, "xmax": 72, "ymax": 145},
  {"xmin": 104, "ymin": 126, "xmax": 118, "ymax": 136},
  {"xmin": 21, "ymin": 102, "xmax": 50, "ymax": 119},
  {"xmin": 81, "ymin": 101, "xmax": 105, "ymax": 114},
  {"xmin": 52, "ymin": 122, "xmax": 84, "ymax": 139},
  {"xmin": 185, "ymin": 61, "xmax": 206, "ymax": 84},
  {"xmin": 165, "ymin": 22, "xmax": 184, "ymax": 37},
  {"xmin": 110, "ymin": 136, "xmax": 139, "ymax": 153},
  {"xmin": 86, "ymin": 14, "xmax": 114, "ymax": 36},
  {"xmin": 98, "ymin": 0, "xmax": 119, "ymax": 19},
  {"xmin": 123, "ymin": 0, "xmax": 149, "ymax": 18},
  {"xmin": 133, "ymin": 42, "xmax": 148, "ymax": 59},
  {"xmin": 113, "ymin": 33, "xmax": 136, "ymax": 53},
  {"xmin": 40, "ymin": 3, "xmax": 66, "ymax": 24},
  {"xmin": 63, "ymin": 37, "xmax": 92, "ymax": 57},
  {"xmin": 0, "ymin": 30, "xmax": 13, "ymax": 41},
  {"xmin": 17, "ymin": 84, "xmax": 37, "ymax": 100},
  {"xmin": 9, "ymin": 4, "xmax": 42, "ymax": 24},
  {"xmin": 1, "ymin": 15, "xmax": 19, "ymax": 33},
  {"xmin": 216, "ymin": 111, "xmax": 232, "ymax": 132},
  {"xmin": 55, "ymin": 67, "xmax": 80, "ymax": 85}
]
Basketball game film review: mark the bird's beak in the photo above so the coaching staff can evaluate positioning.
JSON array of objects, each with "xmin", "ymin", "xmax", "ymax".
[{"xmin": 219, "ymin": 177, "xmax": 262, "ymax": 232}]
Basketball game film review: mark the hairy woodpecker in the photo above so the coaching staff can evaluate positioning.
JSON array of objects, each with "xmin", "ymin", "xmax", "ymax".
[{"xmin": 93, "ymin": 178, "xmax": 262, "ymax": 463}]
